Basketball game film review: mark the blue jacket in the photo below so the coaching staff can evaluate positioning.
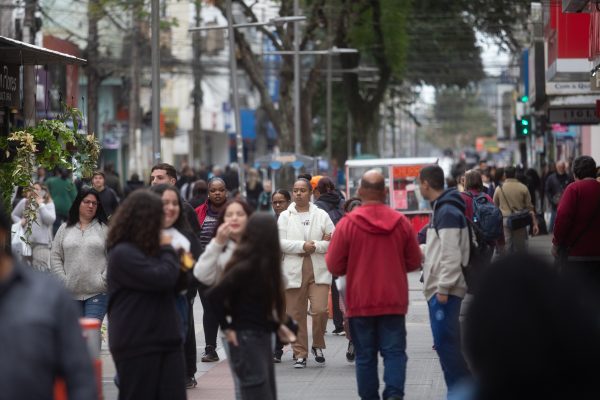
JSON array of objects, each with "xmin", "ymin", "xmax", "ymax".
[{"xmin": 421, "ymin": 188, "xmax": 470, "ymax": 300}]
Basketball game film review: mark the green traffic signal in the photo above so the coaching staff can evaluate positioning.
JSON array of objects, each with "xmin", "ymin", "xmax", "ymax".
[{"xmin": 521, "ymin": 95, "xmax": 528, "ymax": 102}]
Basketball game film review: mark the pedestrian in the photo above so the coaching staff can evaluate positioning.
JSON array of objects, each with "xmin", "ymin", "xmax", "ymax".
[
  {"xmin": 545, "ymin": 160, "xmax": 572, "ymax": 232},
  {"xmin": 271, "ymin": 189, "xmax": 292, "ymax": 219},
  {"xmin": 278, "ymin": 178, "xmax": 334, "ymax": 368},
  {"xmin": 418, "ymin": 165, "xmax": 471, "ymax": 396},
  {"xmin": 92, "ymin": 171, "xmax": 120, "ymax": 217},
  {"xmin": 0, "ymin": 202, "xmax": 96, "ymax": 399},
  {"xmin": 46, "ymin": 167, "xmax": 77, "ymax": 235},
  {"xmin": 313, "ymin": 177, "xmax": 345, "ymax": 336},
  {"xmin": 344, "ymin": 197, "xmax": 362, "ymax": 213},
  {"xmin": 464, "ymin": 254, "xmax": 600, "ymax": 400},
  {"xmin": 124, "ymin": 173, "xmax": 145, "ymax": 198},
  {"xmin": 104, "ymin": 163, "xmax": 124, "ymax": 198},
  {"xmin": 246, "ymin": 168, "xmax": 263, "ymax": 210},
  {"xmin": 151, "ymin": 184, "xmax": 202, "ymax": 389},
  {"xmin": 189, "ymin": 179, "xmax": 209, "ymax": 209},
  {"xmin": 106, "ymin": 190, "xmax": 186, "ymax": 400},
  {"xmin": 257, "ymin": 179, "xmax": 273, "ymax": 212},
  {"xmin": 193, "ymin": 200, "xmax": 253, "ymax": 361},
  {"xmin": 207, "ymin": 212, "xmax": 295, "ymax": 400},
  {"xmin": 493, "ymin": 166, "xmax": 539, "ymax": 253},
  {"xmin": 327, "ymin": 170, "xmax": 421, "ymax": 400},
  {"xmin": 11, "ymin": 182, "xmax": 55, "ymax": 271},
  {"xmin": 50, "ymin": 187, "xmax": 109, "ymax": 327},
  {"xmin": 552, "ymin": 156, "xmax": 600, "ymax": 300},
  {"xmin": 223, "ymin": 163, "xmax": 239, "ymax": 192}
]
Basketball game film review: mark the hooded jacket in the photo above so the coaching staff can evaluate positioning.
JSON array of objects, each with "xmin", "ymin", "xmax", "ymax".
[
  {"xmin": 421, "ymin": 188, "xmax": 470, "ymax": 301},
  {"xmin": 314, "ymin": 191, "xmax": 345, "ymax": 225},
  {"xmin": 326, "ymin": 203, "xmax": 422, "ymax": 317},
  {"xmin": 278, "ymin": 202, "xmax": 334, "ymax": 289}
]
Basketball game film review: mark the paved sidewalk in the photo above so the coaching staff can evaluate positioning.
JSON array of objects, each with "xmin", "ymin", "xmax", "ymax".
[{"xmin": 101, "ymin": 234, "xmax": 554, "ymax": 400}]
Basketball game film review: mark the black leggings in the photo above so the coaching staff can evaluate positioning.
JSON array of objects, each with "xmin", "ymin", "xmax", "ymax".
[
  {"xmin": 198, "ymin": 283, "xmax": 219, "ymax": 348},
  {"xmin": 184, "ymin": 289, "xmax": 197, "ymax": 376}
]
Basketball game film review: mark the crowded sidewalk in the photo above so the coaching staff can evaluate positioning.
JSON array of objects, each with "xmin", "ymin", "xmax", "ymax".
[{"xmin": 101, "ymin": 234, "xmax": 553, "ymax": 400}]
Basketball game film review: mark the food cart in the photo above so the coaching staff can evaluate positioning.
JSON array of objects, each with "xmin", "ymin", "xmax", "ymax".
[{"xmin": 345, "ymin": 157, "xmax": 438, "ymax": 232}]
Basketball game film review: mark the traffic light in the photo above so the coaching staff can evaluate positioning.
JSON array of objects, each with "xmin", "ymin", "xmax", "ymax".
[
  {"xmin": 520, "ymin": 95, "xmax": 528, "ymax": 103},
  {"xmin": 516, "ymin": 115, "xmax": 531, "ymax": 137}
]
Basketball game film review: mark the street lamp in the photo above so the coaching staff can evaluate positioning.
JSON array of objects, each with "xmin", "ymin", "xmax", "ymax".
[{"xmin": 189, "ymin": 3, "xmax": 305, "ymax": 196}]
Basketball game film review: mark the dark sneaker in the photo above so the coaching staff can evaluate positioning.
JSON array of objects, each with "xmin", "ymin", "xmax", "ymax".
[
  {"xmin": 273, "ymin": 349, "xmax": 283, "ymax": 363},
  {"xmin": 311, "ymin": 347, "xmax": 325, "ymax": 363},
  {"xmin": 293, "ymin": 358, "xmax": 307, "ymax": 369},
  {"xmin": 201, "ymin": 345, "xmax": 219, "ymax": 362},
  {"xmin": 186, "ymin": 376, "xmax": 197, "ymax": 389},
  {"xmin": 331, "ymin": 327, "xmax": 346, "ymax": 336},
  {"xmin": 346, "ymin": 341, "xmax": 355, "ymax": 362}
]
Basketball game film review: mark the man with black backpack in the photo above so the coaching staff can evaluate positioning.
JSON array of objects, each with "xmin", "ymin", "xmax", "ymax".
[
  {"xmin": 418, "ymin": 165, "xmax": 471, "ymax": 396},
  {"xmin": 314, "ymin": 177, "xmax": 346, "ymax": 335}
]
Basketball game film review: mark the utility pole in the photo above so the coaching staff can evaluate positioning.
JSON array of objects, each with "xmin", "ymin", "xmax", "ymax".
[
  {"xmin": 192, "ymin": 0, "xmax": 203, "ymax": 166},
  {"xmin": 129, "ymin": 3, "xmax": 142, "ymax": 177},
  {"xmin": 87, "ymin": 0, "xmax": 101, "ymax": 136},
  {"xmin": 325, "ymin": 3, "xmax": 332, "ymax": 163},
  {"xmin": 293, "ymin": 0, "xmax": 301, "ymax": 154},
  {"xmin": 151, "ymin": 0, "xmax": 161, "ymax": 163},
  {"xmin": 23, "ymin": 0, "xmax": 36, "ymax": 127}
]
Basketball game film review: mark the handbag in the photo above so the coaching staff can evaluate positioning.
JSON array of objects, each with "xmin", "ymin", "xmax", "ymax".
[
  {"xmin": 499, "ymin": 186, "xmax": 532, "ymax": 230},
  {"xmin": 11, "ymin": 222, "xmax": 32, "ymax": 258}
]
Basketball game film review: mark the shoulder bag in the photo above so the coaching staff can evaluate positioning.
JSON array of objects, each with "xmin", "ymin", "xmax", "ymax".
[{"xmin": 499, "ymin": 185, "xmax": 532, "ymax": 231}]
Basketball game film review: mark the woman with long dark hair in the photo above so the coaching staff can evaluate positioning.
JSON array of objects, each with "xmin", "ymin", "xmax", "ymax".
[
  {"xmin": 207, "ymin": 213, "xmax": 294, "ymax": 400},
  {"xmin": 151, "ymin": 184, "xmax": 202, "ymax": 387},
  {"xmin": 106, "ymin": 190, "xmax": 186, "ymax": 400},
  {"xmin": 50, "ymin": 187, "xmax": 109, "ymax": 322}
]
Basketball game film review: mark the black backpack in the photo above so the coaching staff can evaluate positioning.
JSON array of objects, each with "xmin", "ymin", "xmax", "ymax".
[{"xmin": 464, "ymin": 192, "xmax": 503, "ymax": 242}]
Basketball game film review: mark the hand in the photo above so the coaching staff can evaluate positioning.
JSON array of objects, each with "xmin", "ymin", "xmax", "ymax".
[
  {"xmin": 35, "ymin": 195, "xmax": 44, "ymax": 205},
  {"xmin": 277, "ymin": 324, "xmax": 297, "ymax": 344},
  {"xmin": 160, "ymin": 232, "xmax": 172, "ymax": 246},
  {"xmin": 20, "ymin": 218, "xmax": 26, "ymax": 227},
  {"xmin": 215, "ymin": 222, "xmax": 231, "ymax": 245},
  {"xmin": 436, "ymin": 293, "xmax": 448, "ymax": 304},
  {"xmin": 322, "ymin": 233, "xmax": 331, "ymax": 241},
  {"xmin": 532, "ymin": 224, "xmax": 540, "ymax": 236},
  {"xmin": 225, "ymin": 329, "xmax": 238, "ymax": 347},
  {"xmin": 303, "ymin": 241, "xmax": 316, "ymax": 254}
]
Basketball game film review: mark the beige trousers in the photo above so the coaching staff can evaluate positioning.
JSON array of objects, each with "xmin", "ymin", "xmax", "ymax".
[
  {"xmin": 503, "ymin": 218, "xmax": 528, "ymax": 253},
  {"xmin": 285, "ymin": 256, "xmax": 330, "ymax": 358}
]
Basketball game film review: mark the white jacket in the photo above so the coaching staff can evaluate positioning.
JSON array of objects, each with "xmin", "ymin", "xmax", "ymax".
[
  {"xmin": 193, "ymin": 238, "xmax": 236, "ymax": 286},
  {"xmin": 278, "ymin": 202, "xmax": 334, "ymax": 289}
]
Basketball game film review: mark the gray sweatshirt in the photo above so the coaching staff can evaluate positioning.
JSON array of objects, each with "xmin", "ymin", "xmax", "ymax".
[
  {"xmin": 11, "ymin": 198, "xmax": 56, "ymax": 245},
  {"xmin": 50, "ymin": 219, "xmax": 108, "ymax": 300}
]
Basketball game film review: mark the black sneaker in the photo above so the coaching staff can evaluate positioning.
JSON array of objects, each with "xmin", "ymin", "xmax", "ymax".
[
  {"xmin": 293, "ymin": 358, "xmax": 307, "ymax": 368},
  {"xmin": 346, "ymin": 341, "xmax": 355, "ymax": 362},
  {"xmin": 331, "ymin": 327, "xmax": 346, "ymax": 336},
  {"xmin": 311, "ymin": 347, "xmax": 325, "ymax": 363},
  {"xmin": 273, "ymin": 349, "xmax": 283, "ymax": 363},
  {"xmin": 201, "ymin": 345, "xmax": 219, "ymax": 362},
  {"xmin": 185, "ymin": 376, "xmax": 197, "ymax": 389}
]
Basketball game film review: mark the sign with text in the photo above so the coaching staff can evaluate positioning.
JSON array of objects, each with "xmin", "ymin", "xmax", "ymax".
[
  {"xmin": 546, "ymin": 81, "xmax": 591, "ymax": 95},
  {"xmin": 548, "ymin": 107, "xmax": 600, "ymax": 125},
  {"xmin": 0, "ymin": 64, "xmax": 20, "ymax": 107}
]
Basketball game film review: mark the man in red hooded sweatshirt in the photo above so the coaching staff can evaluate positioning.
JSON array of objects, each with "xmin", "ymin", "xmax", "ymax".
[{"xmin": 326, "ymin": 170, "xmax": 422, "ymax": 400}]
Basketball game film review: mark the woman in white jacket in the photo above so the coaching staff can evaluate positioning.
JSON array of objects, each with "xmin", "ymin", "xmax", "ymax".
[
  {"xmin": 278, "ymin": 178, "xmax": 334, "ymax": 368},
  {"xmin": 193, "ymin": 199, "xmax": 253, "ymax": 364}
]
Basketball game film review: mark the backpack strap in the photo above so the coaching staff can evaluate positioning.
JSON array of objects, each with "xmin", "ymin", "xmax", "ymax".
[{"xmin": 499, "ymin": 185, "xmax": 517, "ymax": 214}]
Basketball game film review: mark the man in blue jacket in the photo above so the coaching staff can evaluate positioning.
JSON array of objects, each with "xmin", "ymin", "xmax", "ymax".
[{"xmin": 418, "ymin": 165, "xmax": 471, "ymax": 396}]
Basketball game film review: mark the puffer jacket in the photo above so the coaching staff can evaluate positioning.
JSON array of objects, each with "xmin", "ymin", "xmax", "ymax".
[{"xmin": 278, "ymin": 202, "xmax": 334, "ymax": 289}]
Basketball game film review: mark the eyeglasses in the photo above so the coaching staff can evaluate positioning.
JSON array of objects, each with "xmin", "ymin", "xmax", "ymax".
[{"xmin": 82, "ymin": 200, "xmax": 98, "ymax": 207}]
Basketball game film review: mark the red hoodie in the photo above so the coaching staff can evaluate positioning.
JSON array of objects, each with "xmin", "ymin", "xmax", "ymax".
[{"xmin": 326, "ymin": 203, "xmax": 422, "ymax": 318}]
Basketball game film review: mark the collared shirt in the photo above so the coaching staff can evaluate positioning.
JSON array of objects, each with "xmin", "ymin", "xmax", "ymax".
[{"xmin": 0, "ymin": 261, "xmax": 96, "ymax": 399}]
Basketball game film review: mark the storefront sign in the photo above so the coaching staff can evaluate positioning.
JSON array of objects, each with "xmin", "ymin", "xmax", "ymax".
[
  {"xmin": 548, "ymin": 107, "xmax": 600, "ymax": 124},
  {"xmin": 546, "ymin": 81, "xmax": 591, "ymax": 95},
  {"xmin": 0, "ymin": 64, "xmax": 19, "ymax": 107}
]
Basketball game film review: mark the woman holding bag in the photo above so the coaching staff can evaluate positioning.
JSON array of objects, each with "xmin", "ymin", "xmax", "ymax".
[{"xmin": 278, "ymin": 178, "xmax": 334, "ymax": 368}]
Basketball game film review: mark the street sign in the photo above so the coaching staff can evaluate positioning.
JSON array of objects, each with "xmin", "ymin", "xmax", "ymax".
[
  {"xmin": 0, "ymin": 64, "xmax": 20, "ymax": 108},
  {"xmin": 548, "ymin": 107, "xmax": 600, "ymax": 125}
]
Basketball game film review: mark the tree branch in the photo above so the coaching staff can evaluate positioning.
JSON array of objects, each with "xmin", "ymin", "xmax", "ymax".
[{"xmin": 233, "ymin": 0, "xmax": 283, "ymax": 51}]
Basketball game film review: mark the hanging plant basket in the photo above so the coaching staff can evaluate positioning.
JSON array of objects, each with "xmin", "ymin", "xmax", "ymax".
[{"xmin": 0, "ymin": 105, "xmax": 101, "ymax": 241}]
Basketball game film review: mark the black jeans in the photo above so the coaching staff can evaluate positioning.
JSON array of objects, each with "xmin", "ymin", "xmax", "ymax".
[
  {"xmin": 227, "ymin": 330, "xmax": 277, "ymax": 400},
  {"xmin": 116, "ymin": 350, "xmax": 186, "ymax": 400},
  {"xmin": 198, "ymin": 283, "xmax": 219, "ymax": 348},
  {"xmin": 331, "ymin": 276, "xmax": 344, "ymax": 330}
]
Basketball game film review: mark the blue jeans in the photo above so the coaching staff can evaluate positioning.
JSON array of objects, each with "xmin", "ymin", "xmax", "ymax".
[
  {"xmin": 349, "ymin": 315, "xmax": 408, "ymax": 400},
  {"xmin": 427, "ymin": 295, "xmax": 470, "ymax": 396},
  {"xmin": 77, "ymin": 293, "xmax": 108, "ymax": 322}
]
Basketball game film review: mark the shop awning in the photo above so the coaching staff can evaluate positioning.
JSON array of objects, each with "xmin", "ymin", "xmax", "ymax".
[{"xmin": 0, "ymin": 35, "xmax": 86, "ymax": 65}]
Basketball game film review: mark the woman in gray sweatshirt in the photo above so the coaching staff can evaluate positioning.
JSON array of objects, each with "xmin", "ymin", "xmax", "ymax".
[
  {"xmin": 51, "ymin": 187, "xmax": 109, "ymax": 322},
  {"xmin": 11, "ymin": 182, "xmax": 56, "ymax": 271}
]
